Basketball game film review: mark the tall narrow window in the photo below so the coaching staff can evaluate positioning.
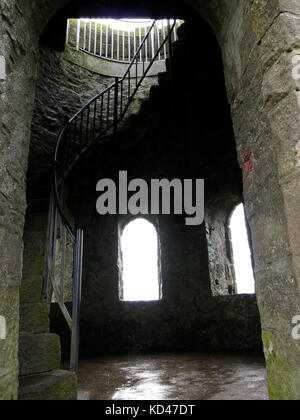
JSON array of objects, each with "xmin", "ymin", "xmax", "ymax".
[
  {"xmin": 229, "ymin": 204, "xmax": 255, "ymax": 294},
  {"xmin": 120, "ymin": 218, "xmax": 161, "ymax": 301}
]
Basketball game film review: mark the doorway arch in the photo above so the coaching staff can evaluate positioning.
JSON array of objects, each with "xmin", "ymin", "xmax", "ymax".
[{"xmin": 2, "ymin": 0, "xmax": 300, "ymax": 400}]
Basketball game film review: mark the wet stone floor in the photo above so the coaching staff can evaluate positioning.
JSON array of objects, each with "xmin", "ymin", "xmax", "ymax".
[{"xmin": 77, "ymin": 352, "xmax": 268, "ymax": 400}]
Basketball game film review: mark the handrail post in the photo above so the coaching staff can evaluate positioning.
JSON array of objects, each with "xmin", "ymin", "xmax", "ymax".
[
  {"xmin": 76, "ymin": 19, "xmax": 80, "ymax": 51},
  {"xmin": 114, "ymin": 77, "xmax": 119, "ymax": 132},
  {"xmin": 70, "ymin": 228, "xmax": 84, "ymax": 373},
  {"xmin": 167, "ymin": 19, "xmax": 173, "ymax": 78}
]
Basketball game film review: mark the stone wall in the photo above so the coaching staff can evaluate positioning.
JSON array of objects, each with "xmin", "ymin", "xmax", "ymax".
[
  {"xmin": 50, "ymin": 18, "xmax": 262, "ymax": 358},
  {"xmin": 0, "ymin": 0, "xmax": 300, "ymax": 400},
  {"xmin": 205, "ymin": 195, "xmax": 240, "ymax": 296},
  {"xmin": 186, "ymin": 0, "xmax": 300, "ymax": 399},
  {"xmin": 29, "ymin": 44, "xmax": 158, "ymax": 178}
]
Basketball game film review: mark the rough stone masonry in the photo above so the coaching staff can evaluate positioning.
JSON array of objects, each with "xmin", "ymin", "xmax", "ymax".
[{"xmin": 0, "ymin": 0, "xmax": 300, "ymax": 400}]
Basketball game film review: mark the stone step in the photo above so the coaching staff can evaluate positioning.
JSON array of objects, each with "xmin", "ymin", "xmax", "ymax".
[
  {"xmin": 18, "ymin": 370, "xmax": 77, "ymax": 400},
  {"xmin": 20, "ymin": 303, "xmax": 49, "ymax": 334},
  {"xmin": 19, "ymin": 333, "xmax": 61, "ymax": 376}
]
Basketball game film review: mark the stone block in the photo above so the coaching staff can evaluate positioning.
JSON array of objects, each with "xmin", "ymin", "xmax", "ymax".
[
  {"xmin": 19, "ymin": 333, "xmax": 61, "ymax": 376},
  {"xmin": 22, "ymin": 249, "xmax": 44, "ymax": 277},
  {"xmin": 0, "ymin": 227, "xmax": 23, "ymax": 287},
  {"xmin": 20, "ymin": 275, "xmax": 43, "ymax": 304},
  {"xmin": 0, "ymin": 369, "xmax": 18, "ymax": 401},
  {"xmin": 18, "ymin": 370, "xmax": 77, "ymax": 401},
  {"xmin": 20, "ymin": 303, "xmax": 49, "ymax": 334}
]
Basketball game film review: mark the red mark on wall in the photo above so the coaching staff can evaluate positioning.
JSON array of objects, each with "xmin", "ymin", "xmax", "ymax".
[{"xmin": 243, "ymin": 150, "xmax": 253, "ymax": 185}]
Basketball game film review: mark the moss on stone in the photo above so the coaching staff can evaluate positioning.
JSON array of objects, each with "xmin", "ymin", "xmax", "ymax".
[
  {"xmin": 262, "ymin": 329, "xmax": 300, "ymax": 400},
  {"xmin": 19, "ymin": 370, "xmax": 77, "ymax": 400}
]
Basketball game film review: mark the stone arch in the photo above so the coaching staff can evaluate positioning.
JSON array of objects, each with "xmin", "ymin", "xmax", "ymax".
[
  {"xmin": 1, "ymin": 0, "xmax": 300, "ymax": 400},
  {"xmin": 118, "ymin": 216, "xmax": 162, "ymax": 302}
]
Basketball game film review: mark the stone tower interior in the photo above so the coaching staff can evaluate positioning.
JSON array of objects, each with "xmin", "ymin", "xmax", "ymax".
[{"xmin": 0, "ymin": 0, "xmax": 300, "ymax": 401}]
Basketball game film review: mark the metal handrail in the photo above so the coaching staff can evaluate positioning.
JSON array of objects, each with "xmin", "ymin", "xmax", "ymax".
[
  {"xmin": 69, "ymin": 18, "xmax": 180, "ymax": 64},
  {"xmin": 44, "ymin": 18, "xmax": 178, "ymax": 374}
]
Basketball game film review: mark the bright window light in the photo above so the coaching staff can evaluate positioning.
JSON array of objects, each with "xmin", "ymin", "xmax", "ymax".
[
  {"xmin": 229, "ymin": 204, "xmax": 255, "ymax": 294},
  {"xmin": 78, "ymin": 18, "xmax": 178, "ymax": 31},
  {"xmin": 80, "ymin": 18, "xmax": 154, "ymax": 31},
  {"xmin": 120, "ymin": 218, "xmax": 160, "ymax": 302}
]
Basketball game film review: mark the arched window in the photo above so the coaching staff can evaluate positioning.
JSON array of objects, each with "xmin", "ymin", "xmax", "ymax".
[
  {"xmin": 119, "ymin": 218, "xmax": 161, "ymax": 302},
  {"xmin": 229, "ymin": 204, "xmax": 255, "ymax": 294}
]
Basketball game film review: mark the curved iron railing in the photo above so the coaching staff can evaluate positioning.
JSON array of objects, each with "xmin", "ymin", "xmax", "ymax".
[
  {"xmin": 67, "ymin": 18, "xmax": 181, "ymax": 64},
  {"xmin": 42, "ymin": 19, "xmax": 178, "ymax": 373}
]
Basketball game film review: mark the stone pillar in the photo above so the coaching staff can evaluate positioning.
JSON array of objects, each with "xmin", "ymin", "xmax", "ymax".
[
  {"xmin": 223, "ymin": 0, "xmax": 300, "ymax": 400},
  {"xmin": 0, "ymin": 0, "xmax": 38, "ymax": 400},
  {"xmin": 187, "ymin": 0, "xmax": 300, "ymax": 400},
  {"xmin": 256, "ymin": 1, "xmax": 300, "ymax": 399}
]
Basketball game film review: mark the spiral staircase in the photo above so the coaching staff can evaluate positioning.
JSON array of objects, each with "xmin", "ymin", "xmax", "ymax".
[{"xmin": 18, "ymin": 19, "xmax": 181, "ymax": 400}]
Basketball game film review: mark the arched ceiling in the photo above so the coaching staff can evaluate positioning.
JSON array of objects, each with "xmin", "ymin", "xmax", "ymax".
[{"xmin": 41, "ymin": 0, "xmax": 198, "ymax": 50}]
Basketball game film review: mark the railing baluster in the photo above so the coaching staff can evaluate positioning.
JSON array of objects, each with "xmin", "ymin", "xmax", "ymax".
[
  {"xmin": 123, "ymin": 30, "xmax": 125, "ymax": 61},
  {"xmin": 76, "ymin": 19, "xmax": 80, "ymax": 50},
  {"xmin": 151, "ymin": 25, "xmax": 155, "ymax": 59},
  {"xmin": 107, "ymin": 90, "xmax": 110, "ymax": 129},
  {"xmin": 117, "ymin": 30, "xmax": 120, "ymax": 61},
  {"xmin": 79, "ymin": 111, "xmax": 83, "ymax": 149},
  {"xmin": 128, "ymin": 71, "xmax": 131, "ymax": 99},
  {"xmin": 94, "ymin": 20, "xmax": 97, "ymax": 54},
  {"xmin": 66, "ymin": 20, "xmax": 70, "ymax": 44},
  {"xmin": 100, "ymin": 23, "xmax": 103, "ymax": 56},
  {"xmin": 70, "ymin": 229, "xmax": 83, "ymax": 373},
  {"xmin": 161, "ymin": 20, "xmax": 167, "ymax": 60},
  {"xmin": 93, "ymin": 99, "xmax": 97, "ymax": 138},
  {"xmin": 156, "ymin": 22, "xmax": 161, "ymax": 61},
  {"xmin": 167, "ymin": 19, "xmax": 173, "ymax": 78},
  {"xmin": 60, "ymin": 225, "xmax": 66, "ymax": 303},
  {"xmin": 106, "ymin": 24, "xmax": 108, "ymax": 58},
  {"xmin": 145, "ymin": 26, "xmax": 148, "ymax": 62},
  {"xmin": 86, "ymin": 105, "xmax": 90, "ymax": 144},
  {"xmin": 114, "ymin": 78, "xmax": 119, "ymax": 132},
  {"xmin": 83, "ymin": 20, "xmax": 87, "ymax": 50},
  {"xmin": 134, "ymin": 29, "xmax": 136, "ymax": 58},
  {"xmin": 52, "ymin": 207, "xmax": 59, "ymax": 292},
  {"xmin": 42, "ymin": 193, "xmax": 55, "ymax": 303},
  {"xmin": 88, "ymin": 21, "xmax": 92, "ymax": 52},
  {"xmin": 66, "ymin": 121, "xmax": 71, "ymax": 167},
  {"xmin": 139, "ymin": 27, "xmax": 142, "ymax": 62},
  {"xmin": 111, "ymin": 27, "xmax": 114, "ymax": 59},
  {"xmin": 128, "ymin": 30, "xmax": 131, "ymax": 61},
  {"xmin": 120, "ymin": 80, "xmax": 123, "ymax": 115}
]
